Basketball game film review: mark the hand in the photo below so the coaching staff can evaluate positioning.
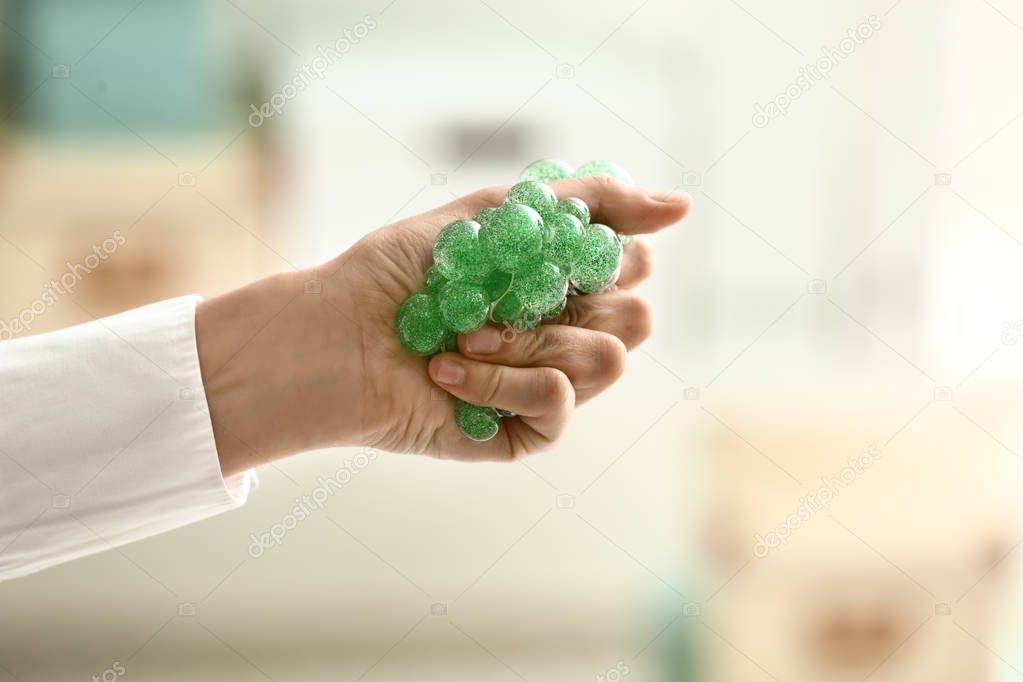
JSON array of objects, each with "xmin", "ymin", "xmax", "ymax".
[{"xmin": 197, "ymin": 177, "xmax": 691, "ymax": 476}]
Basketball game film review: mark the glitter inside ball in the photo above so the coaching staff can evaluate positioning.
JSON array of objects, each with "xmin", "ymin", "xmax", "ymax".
[
  {"xmin": 441, "ymin": 330, "xmax": 459, "ymax": 353},
  {"xmin": 513, "ymin": 261, "xmax": 568, "ymax": 314},
  {"xmin": 438, "ymin": 281, "xmax": 489, "ymax": 333},
  {"xmin": 475, "ymin": 206, "xmax": 497, "ymax": 228},
  {"xmin": 555, "ymin": 197, "xmax": 590, "ymax": 226},
  {"xmin": 574, "ymin": 160, "xmax": 634, "ymax": 186},
  {"xmin": 483, "ymin": 269, "xmax": 513, "ymax": 302},
  {"xmin": 433, "ymin": 219, "xmax": 487, "ymax": 282},
  {"xmin": 517, "ymin": 311, "xmax": 542, "ymax": 331},
  {"xmin": 571, "ymin": 223, "xmax": 623, "ymax": 293},
  {"xmin": 424, "ymin": 266, "xmax": 448, "ymax": 297},
  {"xmin": 492, "ymin": 292, "xmax": 541, "ymax": 331},
  {"xmin": 542, "ymin": 212, "xmax": 584, "ymax": 273},
  {"xmin": 518, "ymin": 158, "xmax": 575, "ymax": 182},
  {"xmin": 395, "ymin": 293, "xmax": 447, "ymax": 355},
  {"xmin": 505, "ymin": 180, "xmax": 557, "ymax": 217},
  {"xmin": 490, "ymin": 291, "xmax": 525, "ymax": 325},
  {"xmin": 542, "ymin": 297, "xmax": 566, "ymax": 320},
  {"xmin": 478, "ymin": 203, "xmax": 543, "ymax": 273},
  {"xmin": 455, "ymin": 400, "xmax": 501, "ymax": 441}
]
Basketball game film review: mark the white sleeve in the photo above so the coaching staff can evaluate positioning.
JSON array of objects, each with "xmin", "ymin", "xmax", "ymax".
[{"xmin": 0, "ymin": 295, "xmax": 258, "ymax": 581}]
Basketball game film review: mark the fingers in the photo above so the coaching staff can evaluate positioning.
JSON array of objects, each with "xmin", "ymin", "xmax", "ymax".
[
  {"xmin": 459, "ymin": 324, "xmax": 627, "ymax": 403},
  {"xmin": 428, "ymin": 353, "xmax": 574, "ymax": 442},
  {"xmin": 548, "ymin": 176, "xmax": 691, "ymax": 234},
  {"xmin": 461, "ymin": 175, "xmax": 691, "ymax": 236},
  {"xmin": 456, "ymin": 289, "xmax": 654, "ymax": 404},
  {"xmin": 557, "ymin": 290, "xmax": 654, "ymax": 350},
  {"xmin": 616, "ymin": 238, "xmax": 654, "ymax": 289}
]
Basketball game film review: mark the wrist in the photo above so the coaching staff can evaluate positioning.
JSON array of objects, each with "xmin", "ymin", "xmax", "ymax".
[
  {"xmin": 197, "ymin": 266, "xmax": 362, "ymax": 476},
  {"xmin": 195, "ymin": 269, "xmax": 301, "ymax": 475}
]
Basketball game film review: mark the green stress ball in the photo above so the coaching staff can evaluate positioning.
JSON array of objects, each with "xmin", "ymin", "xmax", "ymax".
[
  {"xmin": 542, "ymin": 298, "xmax": 566, "ymax": 320},
  {"xmin": 424, "ymin": 266, "xmax": 448, "ymax": 297},
  {"xmin": 556, "ymin": 197, "xmax": 590, "ymax": 225},
  {"xmin": 572, "ymin": 223, "xmax": 623, "ymax": 293},
  {"xmin": 505, "ymin": 180, "xmax": 557, "ymax": 217},
  {"xmin": 396, "ymin": 293, "xmax": 446, "ymax": 355},
  {"xmin": 475, "ymin": 206, "xmax": 497, "ymax": 228},
  {"xmin": 492, "ymin": 293, "xmax": 541, "ymax": 331},
  {"xmin": 483, "ymin": 269, "xmax": 513, "ymax": 302},
  {"xmin": 441, "ymin": 330, "xmax": 459, "ymax": 353},
  {"xmin": 517, "ymin": 310, "xmax": 542, "ymax": 331},
  {"xmin": 490, "ymin": 291, "xmax": 525, "ymax": 325},
  {"xmin": 542, "ymin": 212, "xmax": 584, "ymax": 273},
  {"xmin": 434, "ymin": 219, "xmax": 487, "ymax": 282},
  {"xmin": 513, "ymin": 261, "xmax": 568, "ymax": 314},
  {"xmin": 396, "ymin": 158, "xmax": 631, "ymax": 442},
  {"xmin": 479, "ymin": 202, "xmax": 543, "ymax": 273},
  {"xmin": 438, "ymin": 281, "xmax": 489, "ymax": 333},
  {"xmin": 518, "ymin": 158, "xmax": 574, "ymax": 182},
  {"xmin": 455, "ymin": 400, "xmax": 501, "ymax": 442},
  {"xmin": 574, "ymin": 160, "xmax": 634, "ymax": 186}
]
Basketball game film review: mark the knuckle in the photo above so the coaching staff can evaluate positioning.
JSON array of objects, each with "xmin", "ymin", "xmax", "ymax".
[
  {"xmin": 623, "ymin": 295, "xmax": 655, "ymax": 347},
  {"xmin": 533, "ymin": 325, "xmax": 565, "ymax": 356},
  {"xmin": 479, "ymin": 366, "xmax": 505, "ymax": 405},
  {"xmin": 535, "ymin": 367, "xmax": 574, "ymax": 407},
  {"xmin": 559, "ymin": 298, "xmax": 586, "ymax": 328},
  {"xmin": 585, "ymin": 173, "xmax": 629, "ymax": 201},
  {"xmin": 586, "ymin": 173, "xmax": 616, "ymax": 192},
  {"xmin": 506, "ymin": 440, "xmax": 532, "ymax": 462},
  {"xmin": 470, "ymin": 186, "xmax": 507, "ymax": 209},
  {"xmin": 497, "ymin": 325, "xmax": 547, "ymax": 364},
  {"xmin": 525, "ymin": 431, "xmax": 562, "ymax": 458},
  {"xmin": 596, "ymin": 334, "xmax": 628, "ymax": 382}
]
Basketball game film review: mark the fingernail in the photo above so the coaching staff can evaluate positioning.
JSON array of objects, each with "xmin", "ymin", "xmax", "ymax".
[
  {"xmin": 434, "ymin": 357, "xmax": 466, "ymax": 385},
  {"xmin": 465, "ymin": 326, "xmax": 502, "ymax": 354}
]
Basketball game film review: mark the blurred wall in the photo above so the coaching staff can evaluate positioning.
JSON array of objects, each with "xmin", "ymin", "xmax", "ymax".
[{"xmin": 3, "ymin": 1, "xmax": 1023, "ymax": 681}]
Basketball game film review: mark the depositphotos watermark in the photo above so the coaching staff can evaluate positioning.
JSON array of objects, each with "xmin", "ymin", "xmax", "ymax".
[
  {"xmin": 0, "ymin": 231, "xmax": 126, "ymax": 341},
  {"xmin": 752, "ymin": 444, "xmax": 882, "ymax": 558},
  {"xmin": 248, "ymin": 450, "xmax": 377, "ymax": 557},
  {"xmin": 752, "ymin": 15, "xmax": 882, "ymax": 128},
  {"xmin": 595, "ymin": 661, "xmax": 630, "ymax": 682},
  {"xmin": 1002, "ymin": 319, "xmax": 1023, "ymax": 345},
  {"xmin": 92, "ymin": 662, "xmax": 125, "ymax": 682},
  {"xmin": 499, "ymin": 309, "xmax": 545, "ymax": 343},
  {"xmin": 248, "ymin": 15, "xmax": 378, "ymax": 127}
]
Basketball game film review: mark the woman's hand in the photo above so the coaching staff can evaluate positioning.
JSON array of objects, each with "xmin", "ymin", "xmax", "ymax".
[{"xmin": 196, "ymin": 177, "xmax": 691, "ymax": 476}]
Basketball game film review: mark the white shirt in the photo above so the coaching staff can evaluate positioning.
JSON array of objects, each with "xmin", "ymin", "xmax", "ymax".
[{"xmin": 0, "ymin": 295, "xmax": 257, "ymax": 581}]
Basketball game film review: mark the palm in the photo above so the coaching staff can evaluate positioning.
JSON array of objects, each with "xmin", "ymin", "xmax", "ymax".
[{"xmin": 334, "ymin": 200, "xmax": 516, "ymax": 459}]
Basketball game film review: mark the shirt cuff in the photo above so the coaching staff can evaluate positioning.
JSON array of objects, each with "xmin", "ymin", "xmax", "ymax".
[{"xmin": 0, "ymin": 295, "xmax": 258, "ymax": 581}]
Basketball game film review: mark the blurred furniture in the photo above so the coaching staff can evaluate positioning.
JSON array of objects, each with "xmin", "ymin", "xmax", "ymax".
[
  {"xmin": 695, "ymin": 390, "xmax": 1023, "ymax": 682},
  {"xmin": 0, "ymin": 0, "xmax": 279, "ymax": 332},
  {"xmin": 0, "ymin": 138, "xmax": 275, "ymax": 329}
]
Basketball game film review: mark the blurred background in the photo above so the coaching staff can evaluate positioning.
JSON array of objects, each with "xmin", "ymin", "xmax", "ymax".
[{"xmin": 3, "ymin": 0, "xmax": 1023, "ymax": 680}]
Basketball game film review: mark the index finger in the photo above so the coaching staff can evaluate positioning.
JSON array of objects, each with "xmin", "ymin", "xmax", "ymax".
[
  {"xmin": 549, "ymin": 176, "xmax": 692, "ymax": 235},
  {"xmin": 461, "ymin": 175, "xmax": 691, "ymax": 235}
]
